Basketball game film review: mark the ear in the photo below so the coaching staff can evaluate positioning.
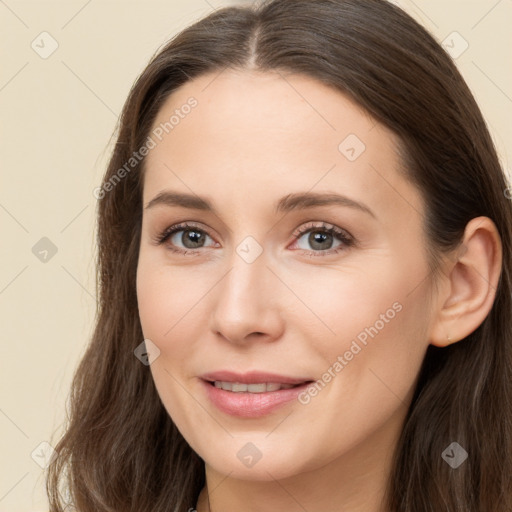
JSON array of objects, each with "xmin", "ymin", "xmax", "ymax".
[{"xmin": 429, "ymin": 216, "xmax": 503, "ymax": 347}]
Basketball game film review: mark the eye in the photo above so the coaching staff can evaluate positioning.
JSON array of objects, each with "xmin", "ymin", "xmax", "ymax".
[
  {"xmin": 153, "ymin": 220, "xmax": 355, "ymax": 257},
  {"xmin": 290, "ymin": 221, "xmax": 354, "ymax": 257},
  {"xmin": 153, "ymin": 222, "xmax": 217, "ymax": 255}
]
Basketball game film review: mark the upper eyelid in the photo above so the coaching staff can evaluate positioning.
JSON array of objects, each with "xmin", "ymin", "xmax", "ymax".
[{"xmin": 162, "ymin": 220, "xmax": 349, "ymax": 234}]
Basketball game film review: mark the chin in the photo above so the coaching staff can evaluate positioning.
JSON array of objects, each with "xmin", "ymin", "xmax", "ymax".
[
  {"xmin": 210, "ymin": 457, "xmax": 304, "ymax": 482},
  {"xmin": 196, "ymin": 436, "xmax": 318, "ymax": 482}
]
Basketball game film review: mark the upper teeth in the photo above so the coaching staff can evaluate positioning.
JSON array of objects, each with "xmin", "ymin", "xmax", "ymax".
[{"xmin": 213, "ymin": 381, "xmax": 297, "ymax": 393}]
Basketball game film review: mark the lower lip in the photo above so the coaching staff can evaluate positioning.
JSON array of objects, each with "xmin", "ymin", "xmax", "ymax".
[{"xmin": 201, "ymin": 380, "xmax": 311, "ymax": 418}]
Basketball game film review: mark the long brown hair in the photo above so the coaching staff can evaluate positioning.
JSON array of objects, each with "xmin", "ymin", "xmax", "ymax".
[{"xmin": 46, "ymin": 1, "xmax": 512, "ymax": 510}]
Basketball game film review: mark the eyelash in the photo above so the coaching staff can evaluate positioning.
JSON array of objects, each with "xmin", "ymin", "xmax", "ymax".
[{"xmin": 152, "ymin": 221, "xmax": 355, "ymax": 258}]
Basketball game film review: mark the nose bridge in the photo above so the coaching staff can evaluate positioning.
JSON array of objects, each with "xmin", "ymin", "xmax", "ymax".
[
  {"xmin": 218, "ymin": 242, "xmax": 269, "ymax": 318},
  {"xmin": 210, "ymin": 238, "xmax": 282, "ymax": 343}
]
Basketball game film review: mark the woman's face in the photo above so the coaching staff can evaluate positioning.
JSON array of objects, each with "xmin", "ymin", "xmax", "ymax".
[{"xmin": 136, "ymin": 70, "xmax": 435, "ymax": 481}]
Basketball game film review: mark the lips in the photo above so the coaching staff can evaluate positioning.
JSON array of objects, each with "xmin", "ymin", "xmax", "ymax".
[{"xmin": 199, "ymin": 370, "xmax": 315, "ymax": 417}]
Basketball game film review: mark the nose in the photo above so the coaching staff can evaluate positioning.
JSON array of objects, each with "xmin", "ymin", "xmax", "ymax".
[{"xmin": 209, "ymin": 249, "xmax": 285, "ymax": 346}]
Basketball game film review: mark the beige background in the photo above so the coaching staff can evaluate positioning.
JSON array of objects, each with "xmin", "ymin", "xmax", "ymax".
[{"xmin": 1, "ymin": 0, "xmax": 511, "ymax": 510}]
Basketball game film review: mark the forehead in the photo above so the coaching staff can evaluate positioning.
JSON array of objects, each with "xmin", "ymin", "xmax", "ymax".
[{"xmin": 142, "ymin": 70, "xmax": 423, "ymax": 225}]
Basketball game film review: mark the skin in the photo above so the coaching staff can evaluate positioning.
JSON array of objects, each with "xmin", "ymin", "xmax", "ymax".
[{"xmin": 136, "ymin": 70, "xmax": 502, "ymax": 512}]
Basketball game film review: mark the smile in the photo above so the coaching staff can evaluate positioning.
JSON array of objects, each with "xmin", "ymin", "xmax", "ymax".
[
  {"xmin": 201, "ymin": 379, "xmax": 314, "ymax": 418},
  {"xmin": 212, "ymin": 381, "xmax": 299, "ymax": 393}
]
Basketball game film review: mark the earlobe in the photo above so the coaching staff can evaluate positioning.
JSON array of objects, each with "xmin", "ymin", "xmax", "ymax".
[{"xmin": 429, "ymin": 216, "xmax": 502, "ymax": 348}]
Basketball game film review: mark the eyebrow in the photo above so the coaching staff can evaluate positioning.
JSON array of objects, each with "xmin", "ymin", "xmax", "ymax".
[{"xmin": 144, "ymin": 190, "xmax": 376, "ymax": 218}]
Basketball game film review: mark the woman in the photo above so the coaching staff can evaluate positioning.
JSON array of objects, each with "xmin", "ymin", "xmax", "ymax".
[{"xmin": 47, "ymin": 0, "xmax": 512, "ymax": 511}]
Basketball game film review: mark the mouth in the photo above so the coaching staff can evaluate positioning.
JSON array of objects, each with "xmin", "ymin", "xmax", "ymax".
[
  {"xmin": 199, "ymin": 373, "xmax": 316, "ymax": 417},
  {"xmin": 204, "ymin": 380, "xmax": 312, "ymax": 393}
]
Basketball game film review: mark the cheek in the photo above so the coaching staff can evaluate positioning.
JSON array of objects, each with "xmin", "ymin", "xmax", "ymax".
[
  {"xmin": 288, "ymin": 249, "xmax": 432, "ymax": 410},
  {"xmin": 136, "ymin": 257, "xmax": 204, "ymax": 344},
  {"xmin": 275, "ymin": 257, "xmax": 428, "ymax": 359},
  {"xmin": 316, "ymin": 275, "xmax": 432, "ymax": 435},
  {"xmin": 288, "ymin": 279, "xmax": 431, "ymax": 469},
  {"xmin": 136, "ymin": 259, "xmax": 207, "ymax": 430}
]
